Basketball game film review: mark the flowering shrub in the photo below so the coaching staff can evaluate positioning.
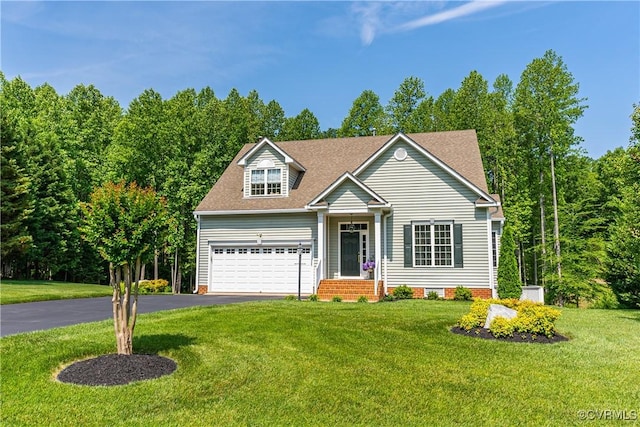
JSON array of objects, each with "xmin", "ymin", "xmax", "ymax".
[
  {"xmin": 456, "ymin": 298, "xmax": 561, "ymax": 338},
  {"xmin": 362, "ymin": 260, "xmax": 376, "ymax": 271},
  {"xmin": 489, "ymin": 316, "xmax": 515, "ymax": 338}
]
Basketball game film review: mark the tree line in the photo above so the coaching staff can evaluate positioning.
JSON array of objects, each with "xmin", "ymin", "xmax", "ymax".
[{"xmin": 1, "ymin": 49, "xmax": 638, "ymax": 307}]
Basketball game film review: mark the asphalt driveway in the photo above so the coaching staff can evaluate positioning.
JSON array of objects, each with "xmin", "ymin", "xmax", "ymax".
[{"xmin": 0, "ymin": 294, "xmax": 281, "ymax": 337}]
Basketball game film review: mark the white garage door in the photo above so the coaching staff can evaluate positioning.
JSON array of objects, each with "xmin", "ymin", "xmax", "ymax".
[{"xmin": 210, "ymin": 245, "xmax": 314, "ymax": 294}]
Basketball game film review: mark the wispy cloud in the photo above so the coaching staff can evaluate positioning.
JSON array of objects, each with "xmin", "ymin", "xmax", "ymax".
[
  {"xmin": 396, "ymin": 1, "xmax": 508, "ymax": 32},
  {"xmin": 352, "ymin": 2, "xmax": 384, "ymax": 46},
  {"xmin": 352, "ymin": 1, "xmax": 508, "ymax": 45}
]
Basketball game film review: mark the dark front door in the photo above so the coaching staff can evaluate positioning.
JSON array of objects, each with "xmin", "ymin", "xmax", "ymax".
[{"xmin": 341, "ymin": 232, "xmax": 360, "ymax": 276}]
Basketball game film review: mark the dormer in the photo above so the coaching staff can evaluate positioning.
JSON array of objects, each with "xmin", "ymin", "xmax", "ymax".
[{"xmin": 237, "ymin": 138, "xmax": 305, "ymax": 198}]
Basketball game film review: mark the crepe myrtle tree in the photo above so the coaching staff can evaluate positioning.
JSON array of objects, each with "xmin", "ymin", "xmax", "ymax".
[{"xmin": 81, "ymin": 181, "xmax": 167, "ymax": 355}]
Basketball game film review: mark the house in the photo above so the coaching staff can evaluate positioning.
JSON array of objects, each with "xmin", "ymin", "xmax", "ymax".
[{"xmin": 194, "ymin": 130, "xmax": 504, "ymax": 301}]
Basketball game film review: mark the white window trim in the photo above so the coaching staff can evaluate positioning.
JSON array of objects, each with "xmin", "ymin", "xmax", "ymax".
[
  {"xmin": 250, "ymin": 167, "xmax": 282, "ymax": 196},
  {"xmin": 412, "ymin": 221, "xmax": 454, "ymax": 268}
]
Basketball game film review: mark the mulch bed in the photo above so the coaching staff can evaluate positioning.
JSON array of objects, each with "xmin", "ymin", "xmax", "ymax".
[
  {"xmin": 450, "ymin": 326, "xmax": 569, "ymax": 344},
  {"xmin": 57, "ymin": 354, "xmax": 177, "ymax": 386}
]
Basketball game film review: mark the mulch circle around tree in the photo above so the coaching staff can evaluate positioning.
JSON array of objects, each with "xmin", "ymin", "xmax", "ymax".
[
  {"xmin": 450, "ymin": 326, "xmax": 569, "ymax": 344},
  {"xmin": 57, "ymin": 354, "xmax": 177, "ymax": 386}
]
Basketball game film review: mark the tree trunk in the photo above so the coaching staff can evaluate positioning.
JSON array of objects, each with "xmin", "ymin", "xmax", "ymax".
[
  {"xmin": 532, "ymin": 236, "xmax": 538, "ymax": 286},
  {"xmin": 129, "ymin": 257, "xmax": 141, "ymax": 343},
  {"xmin": 120, "ymin": 263, "xmax": 133, "ymax": 355},
  {"xmin": 154, "ymin": 250, "xmax": 159, "ymax": 280},
  {"xmin": 517, "ymin": 240, "xmax": 524, "ymax": 285},
  {"xmin": 111, "ymin": 263, "xmax": 132, "ymax": 355},
  {"xmin": 549, "ymin": 146, "xmax": 563, "ymax": 305},
  {"xmin": 539, "ymin": 168, "xmax": 546, "ymax": 286},
  {"xmin": 171, "ymin": 251, "xmax": 181, "ymax": 294}
]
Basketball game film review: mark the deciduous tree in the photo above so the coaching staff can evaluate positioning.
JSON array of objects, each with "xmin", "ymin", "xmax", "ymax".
[
  {"xmin": 81, "ymin": 182, "xmax": 167, "ymax": 354},
  {"xmin": 338, "ymin": 90, "xmax": 386, "ymax": 137}
]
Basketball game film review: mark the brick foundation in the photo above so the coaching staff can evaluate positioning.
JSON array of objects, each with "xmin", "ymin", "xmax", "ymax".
[
  {"xmin": 444, "ymin": 287, "xmax": 492, "ymax": 299},
  {"xmin": 384, "ymin": 286, "xmax": 493, "ymax": 300},
  {"xmin": 317, "ymin": 279, "xmax": 384, "ymax": 302},
  {"xmin": 197, "ymin": 285, "xmax": 207, "ymax": 295}
]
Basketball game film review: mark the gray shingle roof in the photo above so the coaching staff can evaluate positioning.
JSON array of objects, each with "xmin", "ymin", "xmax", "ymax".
[{"xmin": 195, "ymin": 130, "xmax": 493, "ymax": 212}]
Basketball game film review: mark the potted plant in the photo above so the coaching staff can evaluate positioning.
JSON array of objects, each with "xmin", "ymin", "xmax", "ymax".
[{"xmin": 362, "ymin": 260, "xmax": 375, "ymax": 279}]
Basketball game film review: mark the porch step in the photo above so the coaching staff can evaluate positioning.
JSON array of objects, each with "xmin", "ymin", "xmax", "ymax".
[{"xmin": 317, "ymin": 279, "xmax": 384, "ymax": 302}]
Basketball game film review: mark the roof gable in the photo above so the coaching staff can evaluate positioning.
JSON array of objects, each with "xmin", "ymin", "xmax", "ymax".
[
  {"xmin": 237, "ymin": 137, "xmax": 305, "ymax": 171},
  {"xmin": 354, "ymin": 132, "xmax": 495, "ymax": 203},
  {"xmin": 307, "ymin": 172, "xmax": 389, "ymax": 209}
]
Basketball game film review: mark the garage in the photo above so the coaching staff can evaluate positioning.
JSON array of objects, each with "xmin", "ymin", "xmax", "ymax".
[{"xmin": 209, "ymin": 245, "xmax": 314, "ymax": 294}]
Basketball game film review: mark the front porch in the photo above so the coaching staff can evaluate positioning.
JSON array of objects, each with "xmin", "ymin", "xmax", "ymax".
[{"xmin": 317, "ymin": 279, "xmax": 385, "ymax": 302}]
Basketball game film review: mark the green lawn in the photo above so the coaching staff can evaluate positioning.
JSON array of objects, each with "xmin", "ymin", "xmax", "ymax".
[
  {"xmin": 0, "ymin": 280, "xmax": 112, "ymax": 304},
  {"xmin": 1, "ymin": 300, "xmax": 639, "ymax": 426}
]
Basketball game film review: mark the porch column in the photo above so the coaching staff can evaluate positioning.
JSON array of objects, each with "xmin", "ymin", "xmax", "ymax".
[
  {"xmin": 374, "ymin": 211, "xmax": 381, "ymax": 296},
  {"xmin": 317, "ymin": 211, "xmax": 325, "ymax": 287}
]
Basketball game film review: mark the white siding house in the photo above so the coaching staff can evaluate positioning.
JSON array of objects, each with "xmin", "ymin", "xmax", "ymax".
[{"xmin": 194, "ymin": 131, "xmax": 504, "ymax": 300}]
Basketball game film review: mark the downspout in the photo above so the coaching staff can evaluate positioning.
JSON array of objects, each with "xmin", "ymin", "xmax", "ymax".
[
  {"xmin": 488, "ymin": 206, "xmax": 500, "ymax": 298},
  {"xmin": 193, "ymin": 213, "xmax": 201, "ymax": 294},
  {"xmin": 383, "ymin": 211, "xmax": 393, "ymax": 296}
]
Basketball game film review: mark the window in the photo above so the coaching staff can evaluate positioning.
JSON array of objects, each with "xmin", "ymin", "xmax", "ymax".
[
  {"xmin": 251, "ymin": 168, "xmax": 281, "ymax": 196},
  {"xmin": 339, "ymin": 223, "xmax": 367, "ymax": 231},
  {"xmin": 413, "ymin": 222, "xmax": 453, "ymax": 267},
  {"xmin": 266, "ymin": 169, "xmax": 281, "ymax": 195}
]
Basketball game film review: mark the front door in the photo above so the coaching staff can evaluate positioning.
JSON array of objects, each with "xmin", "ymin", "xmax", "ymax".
[{"xmin": 340, "ymin": 232, "xmax": 360, "ymax": 276}]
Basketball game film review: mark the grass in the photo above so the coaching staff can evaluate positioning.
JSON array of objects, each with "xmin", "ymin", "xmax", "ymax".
[
  {"xmin": 0, "ymin": 280, "xmax": 112, "ymax": 304},
  {"xmin": 1, "ymin": 300, "xmax": 639, "ymax": 426}
]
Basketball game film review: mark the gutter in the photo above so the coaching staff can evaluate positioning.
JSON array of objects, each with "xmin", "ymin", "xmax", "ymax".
[
  {"xmin": 193, "ymin": 213, "xmax": 201, "ymax": 294},
  {"xmin": 382, "ymin": 210, "xmax": 393, "ymax": 296}
]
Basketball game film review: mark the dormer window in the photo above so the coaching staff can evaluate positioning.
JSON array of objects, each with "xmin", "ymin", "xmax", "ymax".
[{"xmin": 251, "ymin": 168, "xmax": 281, "ymax": 196}]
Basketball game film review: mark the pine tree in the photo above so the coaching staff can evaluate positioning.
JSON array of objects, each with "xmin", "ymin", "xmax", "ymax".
[
  {"xmin": 497, "ymin": 225, "xmax": 523, "ymax": 299},
  {"xmin": 0, "ymin": 113, "xmax": 33, "ymax": 276}
]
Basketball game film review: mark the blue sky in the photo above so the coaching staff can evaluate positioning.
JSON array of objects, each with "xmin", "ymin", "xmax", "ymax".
[{"xmin": 2, "ymin": 1, "xmax": 638, "ymax": 159}]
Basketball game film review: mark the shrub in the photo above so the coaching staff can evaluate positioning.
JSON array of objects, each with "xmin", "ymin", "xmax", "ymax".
[
  {"xmin": 453, "ymin": 286, "xmax": 473, "ymax": 301},
  {"xmin": 426, "ymin": 291, "xmax": 440, "ymax": 300},
  {"xmin": 511, "ymin": 302, "xmax": 561, "ymax": 337},
  {"xmin": 138, "ymin": 279, "xmax": 170, "ymax": 294},
  {"xmin": 489, "ymin": 316, "xmax": 515, "ymax": 338},
  {"xmin": 457, "ymin": 313, "xmax": 482, "ymax": 331},
  {"xmin": 308, "ymin": 294, "xmax": 319, "ymax": 302},
  {"xmin": 392, "ymin": 285, "xmax": 414, "ymax": 300},
  {"xmin": 590, "ymin": 289, "xmax": 620, "ymax": 309},
  {"xmin": 382, "ymin": 294, "xmax": 397, "ymax": 302},
  {"xmin": 284, "ymin": 295, "xmax": 296, "ymax": 301},
  {"xmin": 497, "ymin": 225, "xmax": 523, "ymax": 299},
  {"xmin": 331, "ymin": 295, "xmax": 342, "ymax": 302},
  {"xmin": 456, "ymin": 298, "xmax": 493, "ymax": 330},
  {"xmin": 357, "ymin": 295, "xmax": 368, "ymax": 303},
  {"xmin": 456, "ymin": 298, "xmax": 562, "ymax": 338}
]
